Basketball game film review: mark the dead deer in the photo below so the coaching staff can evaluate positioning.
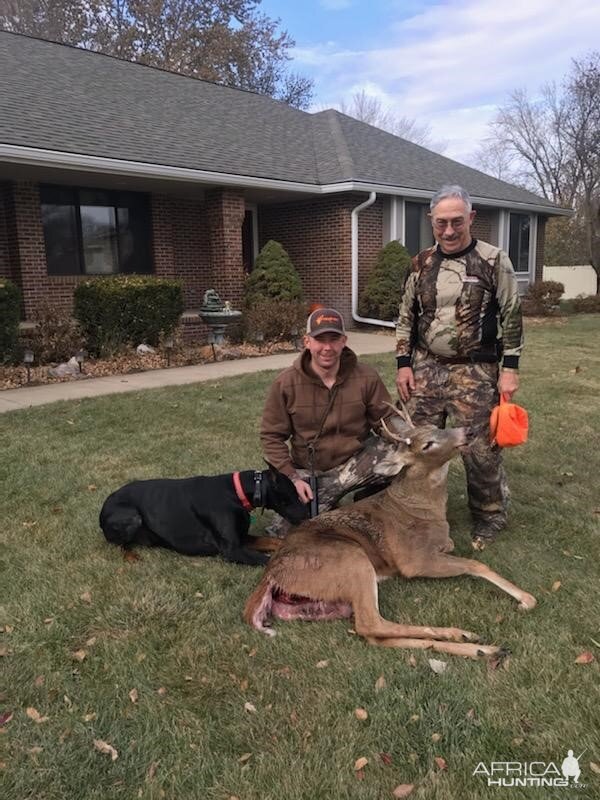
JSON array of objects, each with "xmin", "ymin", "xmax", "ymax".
[{"xmin": 244, "ymin": 408, "xmax": 537, "ymax": 659}]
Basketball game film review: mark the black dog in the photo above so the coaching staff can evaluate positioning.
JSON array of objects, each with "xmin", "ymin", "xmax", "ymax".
[{"xmin": 99, "ymin": 467, "xmax": 308, "ymax": 565}]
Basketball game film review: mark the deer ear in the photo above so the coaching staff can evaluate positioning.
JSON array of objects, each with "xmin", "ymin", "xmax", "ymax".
[{"xmin": 373, "ymin": 443, "xmax": 414, "ymax": 477}]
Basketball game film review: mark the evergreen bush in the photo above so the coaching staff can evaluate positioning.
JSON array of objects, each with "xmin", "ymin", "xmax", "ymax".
[
  {"xmin": 0, "ymin": 279, "xmax": 21, "ymax": 363},
  {"xmin": 358, "ymin": 240, "xmax": 412, "ymax": 321},
  {"xmin": 243, "ymin": 240, "xmax": 303, "ymax": 306},
  {"xmin": 73, "ymin": 276, "xmax": 184, "ymax": 356}
]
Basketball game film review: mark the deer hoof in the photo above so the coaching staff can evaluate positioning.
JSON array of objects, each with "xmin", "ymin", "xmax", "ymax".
[
  {"xmin": 461, "ymin": 631, "xmax": 480, "ymax": 642},
  {"xmin": 517, "ymin": 594, "xmax": 537, "ymax": 612}
]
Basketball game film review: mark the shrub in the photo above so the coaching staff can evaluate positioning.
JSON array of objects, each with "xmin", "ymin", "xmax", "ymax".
[
  {"xmin": 243, "ymin": 298, "xmax": 308, "ymax": 343},
  {"xmin": 521, "ymin": 280, "xmax": 565, "ymax": 316},
  {"xmin": 30, "ymin": 302, "xmax": 85, "ymax": 364},
  {"xmin": 74, "ymin": 276, "xmax": 184, "ymax": 356},
  {"xmin": 358, "ymin": 240, "xmax": 412, "ymax": 321},
  {"xmin": 572, "ymin": 293, "xmax": 600, "ymax": 313},
  {"xmin": 243, "ymin": 241, "xmax": 303, "ymax": 307},
  {"xmin": 0, "ymin": 279, "xmax": 21, "ymax": 363}
]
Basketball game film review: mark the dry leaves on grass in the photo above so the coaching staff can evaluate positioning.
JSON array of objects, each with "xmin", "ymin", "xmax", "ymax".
[
  {"xmin": 0, "ymin": 711, "xmax": 14, "ymax": 726},
  {"xmin": 244, "ymin": 702, "xmax": 257, "ymax": 714},
  {"xmin": 354, "ymin": 708, "xmax": 368, "ymax": 721},
  {"xmin": 575, "ymin": 651, "xmax": 595, "ymax": 664},
  {"xmin": 551, "ymin": 580, "xmax": 562, "ymax": 592},
  {"xmin": 434, "ymin": 756, "xmax": 448, "ymax": 770},
  {"xmin": 129, "ymin": 688, "xmax": 138, "ymax": 704},
  {"xmin": 589, "ymin": 762, "xmax": 600, "ymax": 774},
  {"xmin": 26, "ymin": 707, "xmax": 49, "ymax": 724},
  {"xmin": 428, "ymin": 658, "xmax": 448, "ymax": 674},
  {"xmin": 354, "ymin": 756, "xmax": 369, "ymax": 771},
  {"xmin": 375, "ymin": 675, "xmax": 386, "ymax": 691},
  {"xmin": 392, "ymin": 785, "xmax": 415, "ymax": 798},
  {"xmin": 93, "ymin": 739, "xmax": 119, "ymax": 761},
  {"xmin": 79, "ymin": 591, "xmax": 92, "ymax": 604},
  {"xmin": 72, "ymin": 649, "xmax": 87, "ymax": 662},
  {"xmin": 315, "ymin": 660, "xmax": 329, "ymax": 668}
]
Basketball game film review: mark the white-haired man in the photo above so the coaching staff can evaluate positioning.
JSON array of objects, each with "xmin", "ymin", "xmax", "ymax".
[{"xmin": 395, "ymin": 185, "xmax": 523, "ymax": 547}]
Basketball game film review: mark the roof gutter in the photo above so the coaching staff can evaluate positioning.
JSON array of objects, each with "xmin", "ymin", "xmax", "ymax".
[
  {"xmin": 350, "ymin": 192, "xmax": 395, "ymax": 330},
  {"xmin": 0, "ymin": 143, "xmax": 572, "ymax": 216}
]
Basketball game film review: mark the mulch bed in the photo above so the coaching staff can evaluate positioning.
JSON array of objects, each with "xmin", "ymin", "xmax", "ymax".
[{"xmin": 0, "ymin": 340, "xmax": 298, "ymax": 391}]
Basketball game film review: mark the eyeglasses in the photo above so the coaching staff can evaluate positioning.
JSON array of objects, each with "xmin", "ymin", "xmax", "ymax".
[{"xmin": 432, "ymin": 217, "xmax": 466, "ymax": 231}]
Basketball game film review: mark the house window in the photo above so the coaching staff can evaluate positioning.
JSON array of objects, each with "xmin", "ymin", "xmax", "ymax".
[
  {"xmin": 404, "ymin": 201, "xmax": 434, "ymax": 256},
  {"xmin": 242, "ymin": 206, "xmax": 259, "ymax": 273},
  {"xmin": 508, "ymin": 213, "xmax": 530, "ymax": 273},
  {"xmin": 40, "ymin": 185, "xmax": 152, "ymax": 275}
]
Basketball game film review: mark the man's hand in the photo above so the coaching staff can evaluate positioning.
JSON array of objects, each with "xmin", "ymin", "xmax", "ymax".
[
  {"xmin": 396, "ymin": 367, "xmax": 415, "ymax": 402},
  {"xmin": 498, "ymin": 369, "xmax": 519, "ymax": 399},
  {"xmin": 293, "ymin": 478, "xmax": 313, "ymax": 504}
]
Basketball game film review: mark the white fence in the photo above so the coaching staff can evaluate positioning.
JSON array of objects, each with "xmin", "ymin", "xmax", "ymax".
[{"xmin": 543, "ymin": 265, "xmax": 596, "ymax": 298}]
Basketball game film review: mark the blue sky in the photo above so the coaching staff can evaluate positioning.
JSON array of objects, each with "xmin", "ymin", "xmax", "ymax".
[{"xmin": 261, "ymin": 0, "xmax": 600, "ymax": 164}]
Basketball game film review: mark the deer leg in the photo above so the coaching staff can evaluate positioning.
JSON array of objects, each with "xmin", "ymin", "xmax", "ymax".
[
  {"xmin": 410, "ymin": 554, "xmax": 537, "ymax": 611},
  {"xmin": 365, "ymin": 636, "xmax": 505, "ymax": 660},
  {"xmin": 350, "ymin": 570, "xmax": 480, "ymax": 643}
]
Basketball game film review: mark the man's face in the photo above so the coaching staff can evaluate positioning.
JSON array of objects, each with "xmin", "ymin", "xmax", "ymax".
[
  {"xmin": 304, "ymin": 332, "xmax": 347, "ymax": 370},
  {"xmin": 429, "ymin": 197, "xmax": 475, "ymax": 254}
]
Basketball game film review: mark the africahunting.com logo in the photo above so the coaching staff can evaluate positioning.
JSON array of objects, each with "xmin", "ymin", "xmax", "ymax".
[{"xmin": 473, "ymin": 749, "xmax": 586, "ymax": 789}]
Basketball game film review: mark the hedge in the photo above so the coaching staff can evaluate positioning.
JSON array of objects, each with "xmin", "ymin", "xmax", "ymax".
[{"xmin": 73, "ymin": 275, "xmax": 184, "ymax": 356}]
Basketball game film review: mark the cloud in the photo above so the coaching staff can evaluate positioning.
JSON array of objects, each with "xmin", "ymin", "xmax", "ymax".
[{"xmin": 296, "ymin": 0, "xmax": 600, "ymax": 160}]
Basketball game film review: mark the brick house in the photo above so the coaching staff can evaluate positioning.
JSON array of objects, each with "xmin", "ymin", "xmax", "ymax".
[{"xmin": 0, "ymin": 30, "xmax": 569, "ymax": 337}]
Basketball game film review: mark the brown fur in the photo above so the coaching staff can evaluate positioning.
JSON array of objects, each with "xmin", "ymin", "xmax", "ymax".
[{"xmin": 244, "ymin": 419, "xmax": 536, "ymax": 659}]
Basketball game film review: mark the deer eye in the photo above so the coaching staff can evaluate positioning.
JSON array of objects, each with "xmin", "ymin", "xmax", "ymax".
[{"xmin": 422, "ymin": 441, "xmax": 436, "ymax": 451}]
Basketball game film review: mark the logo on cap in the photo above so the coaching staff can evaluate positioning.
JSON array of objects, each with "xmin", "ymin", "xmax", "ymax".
[{"xmin": 307, "ymin": 308, "xmax": 345, "ymax": 336}]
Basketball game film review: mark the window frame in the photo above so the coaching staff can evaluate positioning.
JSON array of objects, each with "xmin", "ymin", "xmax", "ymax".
[
  {"xmin": 499, "ymin": 210, "xmax": 538, "ymax": 291},
  {"xmin": 40, "ymin": 184, "xmax": 153, "ymax": 276}
]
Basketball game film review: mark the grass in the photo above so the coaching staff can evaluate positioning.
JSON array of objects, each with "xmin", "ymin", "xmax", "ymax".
[{"xmin": 1, "ymin": 314, "xmax": 599, "ymax": 800}]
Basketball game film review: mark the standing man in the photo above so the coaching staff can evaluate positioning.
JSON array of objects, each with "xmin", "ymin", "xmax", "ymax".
[
  {"xmin": 261, "ymin": 307, "xmax": 392, "ymax": 534},
  {"xmin": 395, "ymin": 185, "xmax": 523, "ymax": 547}
]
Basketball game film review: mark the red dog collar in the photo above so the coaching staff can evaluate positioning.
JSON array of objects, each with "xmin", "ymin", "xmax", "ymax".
[{"xmin": 232, "ymin": 472, "xmax": 253, "ymax": 511}]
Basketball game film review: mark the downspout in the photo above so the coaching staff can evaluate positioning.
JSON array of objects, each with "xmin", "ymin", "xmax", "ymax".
[{"xmin": 351, "ymin": 192, "xmax": 396, "ymax": 328}]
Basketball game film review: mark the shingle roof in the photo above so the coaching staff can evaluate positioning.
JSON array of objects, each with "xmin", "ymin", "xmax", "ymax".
[{"xmin": 0, "ymin": 30, "xmax": 561, "ymax": 210}]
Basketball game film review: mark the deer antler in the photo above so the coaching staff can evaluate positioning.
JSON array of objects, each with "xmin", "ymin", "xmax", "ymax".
[
  {"xmin": 382, "ymin": 400, "xmax": 414, "ymax": 428},
  {"xmin": 380, "ymin": 416, "xmax": 412, "ymax": 445}
]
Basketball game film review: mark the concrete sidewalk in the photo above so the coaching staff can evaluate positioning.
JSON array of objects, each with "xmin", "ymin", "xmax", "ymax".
[{"xmin": 0, "ymin": 331, "xmax": 394, "ymax": 413}]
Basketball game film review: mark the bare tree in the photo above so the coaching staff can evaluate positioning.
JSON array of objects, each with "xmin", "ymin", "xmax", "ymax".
[
  {"xmin": 339, "ymin": 90, "xmax": 446, "ymax": 152},
  {"xmin": 471, "ymin": 53, "xmax": 600, "ymax": 291},
  {"xmin": 565, "ymin": 53, "xmax": 600, "ymax": 283},
  {"xmin": 0, "ymin": 0, "xmax": 314, "ymax": 108}
]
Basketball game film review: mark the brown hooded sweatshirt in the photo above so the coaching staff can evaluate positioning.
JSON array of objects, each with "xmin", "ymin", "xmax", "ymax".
[{"xmin": 260, "ymin": 347, "xmax": 392, "ymax": 478}]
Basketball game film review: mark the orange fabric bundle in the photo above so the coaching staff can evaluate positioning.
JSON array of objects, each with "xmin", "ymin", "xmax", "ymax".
[{"xmin": 489, "ymin": 394, "xmax": 529, "ymax": 448}]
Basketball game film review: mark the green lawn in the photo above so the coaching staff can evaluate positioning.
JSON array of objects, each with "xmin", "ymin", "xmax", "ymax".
[{"xmin": 1, "ymin": 315, "xmax": 599, "ymax": 800}]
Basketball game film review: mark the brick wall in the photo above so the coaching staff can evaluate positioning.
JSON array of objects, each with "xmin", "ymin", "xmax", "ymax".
[
  {"xmin": 205, "ymin": 189, "xmax": 246, "ymax": 308},
  {"xmin": 259, "ymin": 192, "xmax": 384, "ymax": 325},
  {"xmin": 471, "ymin": 207, "xmax": 494, "ymax": 242}
]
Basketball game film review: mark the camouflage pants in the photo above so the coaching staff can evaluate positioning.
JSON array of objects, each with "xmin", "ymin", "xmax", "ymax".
[
  {"xmin": 266, "ymin": 434, "xmax": 395, "ymax": 537},
  {"xmin": 406, "ymin": 355, "xmax": 508, "ymax": 527}
]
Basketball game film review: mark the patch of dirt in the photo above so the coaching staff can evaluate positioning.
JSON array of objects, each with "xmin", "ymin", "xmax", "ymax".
[{"xmin": 0, "ymin": 341, "xmax": 298, "ymax": 391}]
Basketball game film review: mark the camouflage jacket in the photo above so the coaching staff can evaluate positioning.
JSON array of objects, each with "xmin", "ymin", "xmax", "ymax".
[{"xmin": 395, "ymin": 239, "xmax": 523, "ymax": 369}]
